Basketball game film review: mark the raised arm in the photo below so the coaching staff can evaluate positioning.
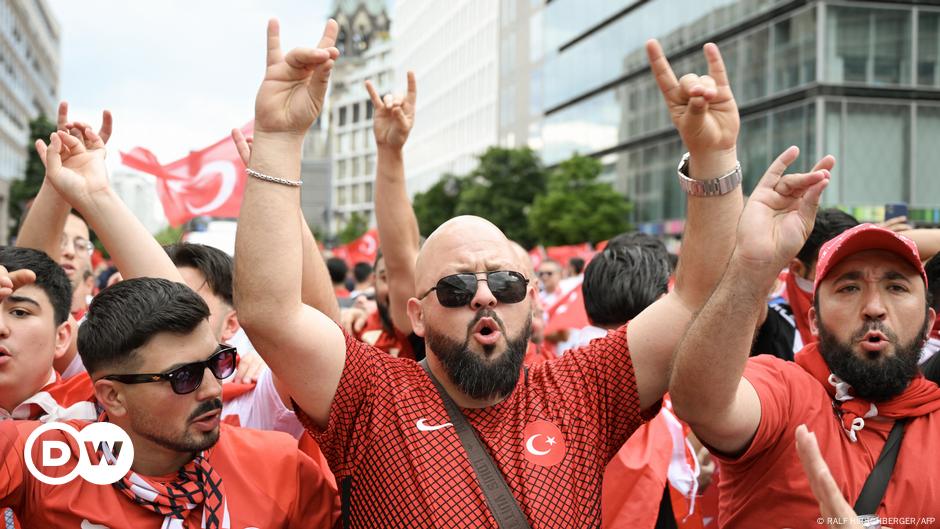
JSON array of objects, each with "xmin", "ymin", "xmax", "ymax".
[
  {"xmin": 39, "ymin": 125, "xmax": 181, "ymax": 282},
  {"xmin": 669, "ymin": 147, "xmax": 831, "ymax": 454},
  {"xmin": 625, "ymin": 41, "xmax": 744, "ymax": 410},
  {"xmin": 232, "ymin": 127, "xmax": 340, "ymax": 323},
  {"xmin": 364, "ymin": 71, "xmax": 420, "ymax": 335},
  {"xmin": 17, "ymin": 102, "xmax": 111, "ymax": 257},
  {"xmin": 234, "ymin": 19, "xmax": 345, "ymax": 427}
]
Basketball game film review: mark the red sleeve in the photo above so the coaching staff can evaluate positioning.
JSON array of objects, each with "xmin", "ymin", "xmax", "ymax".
[
  {"xmin": 0, "ymin": 421, "xmax": 27, "ymax": 510},
  {"xmin": 712, "ymin": 355, "xmax": 800, "ymax": 466},
  {"xmin": 293, "ymin": 331, "xmax": 386, "ymax": 478},
  {"xmin": 288, "ymin": 444, "xmax": 341, "ymax": 529},
  {"xmin": 539, "ymin": 324, "xmax": 653, "ymax": 461}
]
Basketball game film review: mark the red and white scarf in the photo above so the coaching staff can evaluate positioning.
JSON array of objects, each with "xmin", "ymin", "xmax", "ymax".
[
  {"xmin": 796, "ymin": 343, "xmax": 940, "ymax": 441},
  {"xmin": 99, "ymin": 416, "xmax": 229, "ymax": 529}
]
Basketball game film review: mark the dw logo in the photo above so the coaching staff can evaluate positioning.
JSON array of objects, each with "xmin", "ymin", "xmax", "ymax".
[{"xmin": 23, "ymin": 422, "xmax": 134, "ymax": 485}]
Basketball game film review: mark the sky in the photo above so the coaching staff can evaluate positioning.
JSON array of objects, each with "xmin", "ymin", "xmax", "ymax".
[{"xmin": 48, "ymin": 0, "xmax": 332, "ymax": 164}]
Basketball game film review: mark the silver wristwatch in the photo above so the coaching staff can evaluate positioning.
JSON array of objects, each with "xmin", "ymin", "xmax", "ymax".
[{"xmin": 677, "ymin": 152, "xmax": 742, "ymax": 196}]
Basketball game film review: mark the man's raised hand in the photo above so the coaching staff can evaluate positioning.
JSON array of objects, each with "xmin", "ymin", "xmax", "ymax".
[
  {"xmin": 734, "ymin": 147, "xmax": 834, "ymax": 270},
  {"xmin": 365, "ymin": 71, "xmax": 416, "ymax": 150},
  {"xmin": 253, "ymin": 19, "xmax": 340, "ymax": 137},
  {"xmin": 39, "ymin": 128, "xmax": 110, "ymax": 209},
  {"xmin": 57, "ymin": 101, "xmax": 112, "ymax": 145},
  {"xmin": 646, "ymin": 40, "xmax": 738, "ymax": 158}
]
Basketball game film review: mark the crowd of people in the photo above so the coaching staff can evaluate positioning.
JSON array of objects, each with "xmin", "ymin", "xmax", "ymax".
[{"xmin": 2, "ymin": 17, "xmax": 940, "ymax": 529}]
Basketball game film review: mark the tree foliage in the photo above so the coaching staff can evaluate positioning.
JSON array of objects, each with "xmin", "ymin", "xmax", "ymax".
[
  {"xmin": 527, "ymin": 155, "xmax": 631, "ymax": 246},
  {"xmin": 338, "ymin": 211, "xmax": 369, "ymax": 244},
  {"xmin": 10, "ymin": 115, "xmax": 56, "ymax": 239},
  {"xmin": 412, "ymin": 172, "xmax": 465, "ymax": 237},
  {"xmin": 454, "ymin": 147, "xmax": 546, "ymax": 248}
]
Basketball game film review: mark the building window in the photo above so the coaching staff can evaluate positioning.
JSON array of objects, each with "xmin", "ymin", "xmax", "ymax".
[
  {"xmin": 826, "ymin": 6, "xmax": 911, "ymax": 85},
  {"xmin": 339, "ymin": 106, "xmax": 348, "ymax": 127},
  {"xmin": 353, "ymin": 103, "xmax": 361, "ymax": 123},
  {"xmin": 919, "ymin": 12, "xmax": 940, "ymax": 86}
]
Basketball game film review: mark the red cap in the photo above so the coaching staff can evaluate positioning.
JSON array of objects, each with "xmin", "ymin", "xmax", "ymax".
[{"xmin": 814, "ymin": 223, "xmax": 926, "ymax": 292}]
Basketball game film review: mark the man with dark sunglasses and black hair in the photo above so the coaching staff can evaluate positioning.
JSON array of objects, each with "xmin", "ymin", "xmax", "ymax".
[
  {"xmin": 0, "ymin": 110, "xmax": 339, "ymax": 527},
  {"xmin": 232, "ymin": 20, "xmax": 813, "ymax": 527}
]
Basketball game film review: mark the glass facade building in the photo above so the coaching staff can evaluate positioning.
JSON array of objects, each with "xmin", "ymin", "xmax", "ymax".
[{"xmin": 526, "ymin": 0, "xmax": 940, "ymax": 232}]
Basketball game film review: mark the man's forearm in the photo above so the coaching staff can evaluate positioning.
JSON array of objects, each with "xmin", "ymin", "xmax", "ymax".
[
  {"xmin": 234, "ymin": 132, "xmax": 306, "ymax": 328},
  {"xmin": 15, "ymin": 182, "xmax": 70, "ymax": 258},
  {"xmin": 670, "ymin": 254, "xmax": 774, "ymax": 421},
  {"xmin": 80, "ymin": 190, "xmax": 181, "ymax": 281},
  {"xmin": 374, "ymin": 146, "xmax": 419, "ymax": 330},
  {"xmin": 299, "ymin": 209, "xmax": 341, "ymax": 323},
  {"xmin": 674, "ymin": 147, "xmax": 744, "ymax": 310}
]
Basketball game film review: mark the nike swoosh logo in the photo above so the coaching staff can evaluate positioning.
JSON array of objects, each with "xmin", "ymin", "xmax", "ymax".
[
  {"xmin": 82, "ymin": 520, "xmax": 110, "ymax": 529},
  {"xmin": 416, "ymin": 418, "xmax": 453, "ymax": 432}
]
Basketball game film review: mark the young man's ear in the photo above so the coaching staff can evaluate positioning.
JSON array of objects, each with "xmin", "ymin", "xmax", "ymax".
[
  {"xmin": 789, "ymin": 258, "xmax": 807, "ymax": 279},
  {"xmin": 94, "ymin": 379, "xmax": 128, "ymax": 417},
  {"xmin": 220, "ymin": 307, "xmax": 241, "ymax": 343},
  {"xmin": 53, "ymin": 317, "xmax": 75, "ymax": 361}
]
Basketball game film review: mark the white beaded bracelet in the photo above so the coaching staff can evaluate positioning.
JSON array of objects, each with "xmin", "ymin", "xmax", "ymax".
[{"xmin": 246, "ymin": 168, "xmax": 302, "ymax": 187}]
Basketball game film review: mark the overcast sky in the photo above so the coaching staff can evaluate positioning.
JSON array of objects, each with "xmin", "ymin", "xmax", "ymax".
[{"xmin": 48, "ymin": 1, "xmax": 332, "ymax": 164}]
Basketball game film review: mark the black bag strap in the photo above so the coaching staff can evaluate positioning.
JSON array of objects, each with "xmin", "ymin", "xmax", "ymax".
[
  {"xmin": 419, "ymin": 359, "xmax": 532, "ymax": 529},
  {"xmin": 853, "ymin": 418, "xmax": 908, "ymax": 514}
]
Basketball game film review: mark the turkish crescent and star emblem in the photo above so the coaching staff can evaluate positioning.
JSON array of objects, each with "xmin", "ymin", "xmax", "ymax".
[{"xmin": 522, "ymin": 420, "xmax": 566, "ymax": 467}]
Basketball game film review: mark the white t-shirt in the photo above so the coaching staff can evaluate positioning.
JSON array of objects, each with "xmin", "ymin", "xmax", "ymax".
[{"xmin": 221, "ymin": 367, "xmax": 304, "ymax": 439}]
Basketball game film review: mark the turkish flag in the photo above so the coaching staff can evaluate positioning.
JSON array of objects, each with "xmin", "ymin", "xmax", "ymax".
[
  {"xmin": 120, "ymin": 122, "xmax": 253, "ymax": 227},
  {"xmin": 544, "ymin": 283, "xmax": 590, "ymax": 335},
  {"xmin": 332, "ymin": 229, "xmax": 379, "ymax": 267}
]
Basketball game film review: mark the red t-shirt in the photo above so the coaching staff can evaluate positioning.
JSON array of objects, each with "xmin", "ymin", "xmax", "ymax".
[
  {"xmin": 296, "ymin": 325, "xmax": 651, "ymax": 528},
  {"xmin": 0, "ymin": 421, "xmax": 336, "ymax": 528},
  {"xmin": 715, "ymin": 355, "xmax": 940, "ymax": 528},
  {"xmin": 358, "ymin": 311, "xmax": 417, "ymax": 360}
]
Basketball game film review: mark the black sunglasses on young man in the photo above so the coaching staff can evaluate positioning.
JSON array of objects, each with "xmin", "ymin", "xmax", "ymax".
[
  {"xmin": 101, "ymin": 345, "xmax": 239, "ymax": 395},
  {"xmin": 418, "ymin": 270, "xmax": 529, "ymax": 308}
]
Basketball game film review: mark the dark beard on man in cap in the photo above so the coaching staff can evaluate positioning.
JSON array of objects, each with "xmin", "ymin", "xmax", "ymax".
[
  {"xmin": 817, "ymin": 313, "xmax": 929, "ymax": 402},
  {"xmin": 425, "ymin": 308, "xmax": 531, "ymax": 401}
]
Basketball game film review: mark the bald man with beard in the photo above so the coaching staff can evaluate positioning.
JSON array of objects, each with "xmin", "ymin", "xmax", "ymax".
[{"xmin": 232, "ymin": 21, "xmax": 807, "ymax": 528}]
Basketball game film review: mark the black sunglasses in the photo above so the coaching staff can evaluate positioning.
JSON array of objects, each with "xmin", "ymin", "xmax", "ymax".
[
  {"xmin": 418, "ymin": 270, "xmax": 529, "ymax": 308},
  {"xmin": 101, "ymin": 345, "xmax": 239, "ymax": 395}
]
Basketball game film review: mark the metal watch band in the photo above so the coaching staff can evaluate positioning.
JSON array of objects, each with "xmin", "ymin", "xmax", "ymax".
[{"xmin": 676, "ymin": 152, "xmax": 742, "ymax": 197}]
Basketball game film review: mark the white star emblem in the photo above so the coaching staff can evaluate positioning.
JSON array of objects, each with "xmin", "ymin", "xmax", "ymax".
[{"xmin": 546, "ymin": 436, "xmax": 557, "ymax": 446}]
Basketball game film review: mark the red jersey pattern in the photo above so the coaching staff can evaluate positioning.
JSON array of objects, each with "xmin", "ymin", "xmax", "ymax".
[
  {"xmin": 0, "ymin": 421, "xmax": 336, "ymax": 528},
  {"xmin": 296, "ymin": 325, "xmax": 651, "ymax": 528}
]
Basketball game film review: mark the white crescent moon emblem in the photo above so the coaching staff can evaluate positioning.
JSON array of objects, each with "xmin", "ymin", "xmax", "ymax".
[
  {"xmin": 525, "ymin": 434, "xmax": 551, "ymax": 456},
  {"xmin": 359, "ymin": 234, "xmax": 377, "ymax": 256},
  {"xmin": 184, "ymin": 160, "xmax": 238, "ymax": 215}
]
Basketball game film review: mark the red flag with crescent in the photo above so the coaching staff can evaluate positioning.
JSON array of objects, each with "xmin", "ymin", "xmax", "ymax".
[
  {"xmin": 120, "ymin": 122, "xmax": 253, "ymax": 227},
  {"xmin": 332, "ymin": 228, "xmax": 380, "ymax": 267}
]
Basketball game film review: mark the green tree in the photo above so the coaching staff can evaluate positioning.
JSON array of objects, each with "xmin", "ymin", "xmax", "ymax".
[
  {"xmin": 10, "ymin": 115, "xmax": 57, "ymax": 239},
  {"xmin": 455, "ymin": 147, "xmax": 545, "ymax": 247},
  {"xmin": 154, "ymin": 224, "xmax": 185, "ymax": 246},
  {"xmin": 338, "ymin": 211, "xmax": 369, "ymax": 244},
  {"xmin": 412, "ymin": 172, "xmax": 465, "ymax": 237},
  {"xmin": 528, "ymin": 154, "xmax": 631, "ymax": 246}
]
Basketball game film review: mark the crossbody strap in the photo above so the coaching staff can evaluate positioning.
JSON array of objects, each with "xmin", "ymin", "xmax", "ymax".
[
  {"xmin": 853, "ymin": 418, "xmax": 908, "ymax": 514},
  {"xmin": 419, "ymin": 359, "xmax": 532, "ymax": 529}
]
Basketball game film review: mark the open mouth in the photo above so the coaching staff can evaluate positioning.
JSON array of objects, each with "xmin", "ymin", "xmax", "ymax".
[
  {"xmin": 472, "ymin": 317, "xmax": 502, "ymax": 346},
  {"xmin": 859, "ymin": 331, "xmax": 889, "ymax": 354}
]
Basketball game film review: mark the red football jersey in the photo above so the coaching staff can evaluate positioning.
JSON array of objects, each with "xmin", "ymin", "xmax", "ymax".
[
  {"xmin": 1, "ymin": 421, "xmax": 336, "ymax": 528},
  {"xmin": 297, "ymin": 325, "xmax": 653, "ymax": 528}
]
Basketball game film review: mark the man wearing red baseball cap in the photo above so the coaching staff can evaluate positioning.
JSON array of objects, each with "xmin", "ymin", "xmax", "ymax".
[{"xmin": 670, "ymin": 209, "xmax": 940, "ymax": 527}]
